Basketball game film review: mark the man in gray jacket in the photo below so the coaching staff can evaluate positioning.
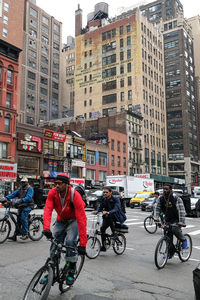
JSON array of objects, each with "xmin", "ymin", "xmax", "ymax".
[{"xmin": 155, "ymin": 184, "xmax": 187, "ymax": 257}]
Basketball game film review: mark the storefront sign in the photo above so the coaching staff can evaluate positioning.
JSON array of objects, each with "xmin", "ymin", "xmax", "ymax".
[
  {"xmin": 0, "ymin": 163, "xmax": 17, "ymax": 181},
  {"xmin": 73, "ymin": 137, "xmax": 85, "ymax": 145},
  {"xmin": 44, "ymin": 129, "xmax": 66, "ymax": 142},
  {"xmin": 71, "ymin": 160, "xmax": 86, "ymax": 168},
  {"xmin": 134, "ymin": 174, "xmax": 150, "ymax": 179},
  {"xmin": 17, "ymin": 133, "xmax": 42, "ymax": 153}
]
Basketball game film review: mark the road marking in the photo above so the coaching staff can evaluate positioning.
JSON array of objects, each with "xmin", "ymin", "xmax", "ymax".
[
  {"xmin": 193, "ymin": 246, "xmax": 200, "ymax": 250},
  {"xmin": 188, "ymin": 230, "xmax": 200, "ymax": 236},
  {"xmin": 184, "ymin": 225, "xmax": 195, "ymax": 229},
  {"xmin": 126, "ymin": 222, "xmax": 144, "ymax": 225},
  {"xmin": 126, "ymin": 247, "xmax": 135, "ymax": 251},
  {"xmin": 189, "ymin": 258, "xmax": 200, "ymax": 262},
  {"xmin": 125, "ymin": 218, "xmax": 140, "ymax": 222}
]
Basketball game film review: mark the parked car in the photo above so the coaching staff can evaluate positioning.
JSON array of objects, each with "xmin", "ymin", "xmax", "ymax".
[
  {"xmin": 140, "ymin": 196, "xmax": 156, "ymax": 211},
  {"xmin": 130, "ymin": 191, "xmax": 154, "ymax": 208},
  {"xmin": 86, "ymin": 189, "xmax": 121, "ymax": 209}
]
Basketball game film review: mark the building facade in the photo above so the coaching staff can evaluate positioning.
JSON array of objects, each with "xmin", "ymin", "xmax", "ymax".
[
  {"xmin": 0, "ymin": 0, "xmax": 25, "ymax": 193},
  {"xmin": 74, "ymin": 6, "xmax": 168, "ymax": 178},
  {"xmin": 20, "ymin": 0, "xmax": 62, "ymax": 126},
  {"xmin": 140, "ymin": 0, "xmax": 199, "ymax": 192}
]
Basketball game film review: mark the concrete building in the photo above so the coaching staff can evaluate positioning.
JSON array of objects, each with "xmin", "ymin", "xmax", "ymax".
[
  {"xmin": 74, "ymin": 5, "xmax": 168, "ymax": 178},
  {"xmin": 0, "ymin": 0, "xmax": 25, "ymax": 193},
  {"xmin": 61, "ymin": 36, "xmax": 75, "ymax": 116},
  {"xmin": 139, "ymin": 0, "xmax": 199, "ymax": 192},
  {"xmin": 20, "ymin": 0, "xmax": 62, "ymax": 126}
]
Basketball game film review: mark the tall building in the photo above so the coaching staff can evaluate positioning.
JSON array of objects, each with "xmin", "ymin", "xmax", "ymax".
[
  {"xmin": 0, "ymin": 0, "xmax": 25, "ymax": 193},
  {"xmin": 74, "ymin": 4, "xmax": 168, "ymax": 178},
  {"xmin": 140, "ymin": 0, "xmax": 199, "ymax": 192},
  {"xmin": 20, "ymin": 0, "xmax": 62, "ymax": 126},
  {"xmin": 61, "ymin": 36, "xmax": 75, "ymax": 116}
]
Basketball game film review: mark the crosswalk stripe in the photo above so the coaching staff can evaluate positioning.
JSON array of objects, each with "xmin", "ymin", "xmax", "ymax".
[
  {"xmin": 188, "ymin": 230, "xmax": 200, "ymax": 236},
  {"xmin": 184, "ymin": 225, "xmax": 195, "ymax": 229},
  {"xmin": 126, "ymin": 222, "xmax": 144, "ymax": 225}
]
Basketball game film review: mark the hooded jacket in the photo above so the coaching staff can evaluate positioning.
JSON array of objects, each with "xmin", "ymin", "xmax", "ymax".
[{"xmin": 43, "ymin": 185, "xmax": 87, "ymax": 247}]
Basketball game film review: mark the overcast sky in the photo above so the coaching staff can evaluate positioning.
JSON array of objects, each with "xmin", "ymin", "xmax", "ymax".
[{"xmin": 36, "ymin": 0, "xmax": 200, "ymax": 42}]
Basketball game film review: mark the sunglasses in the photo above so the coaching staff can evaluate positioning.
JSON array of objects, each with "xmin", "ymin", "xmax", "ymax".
[{"xmin": 54, "ymin": 181, "xmax": 64, "ymax": 186}]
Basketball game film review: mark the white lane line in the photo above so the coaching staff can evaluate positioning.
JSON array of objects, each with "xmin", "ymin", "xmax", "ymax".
[
  {"xmin": 184, "ymin": 225, "xmax": 195, "ymax": 229},
  {"xmin": 125, "ymin": 222, "xmax": 144, "ymax": 225},
  {"xmin": 126, "ymin": 247, "xmax": 135, "ymax": 251},
  {"xmin": 193, "ymin": 246, "xmax": 200, "ymax": 250},
  {"xmin": 125, "ymin": 218, "xmax": 140, "ymax": 222},
  {"xmin": 189, "ymin": 258, "xmax": 200, "ymax": 262},
  {"xmin": 188, "ymin": 230, "xmax": 200, "ymax": 236}
]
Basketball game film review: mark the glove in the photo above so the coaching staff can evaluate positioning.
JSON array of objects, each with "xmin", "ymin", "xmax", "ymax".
[
  {"xmin": 42, "ymin": 230, "xmax": 53, "ymax": 239},
  {"xmin": 78, "ymin": 246, "xmax": 86, "ymax": 255}
]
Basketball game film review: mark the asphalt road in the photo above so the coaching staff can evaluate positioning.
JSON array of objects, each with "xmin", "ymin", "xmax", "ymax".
[{"xmin": 0, "ymin": 207, "xmax": 199, "ymax": 300}]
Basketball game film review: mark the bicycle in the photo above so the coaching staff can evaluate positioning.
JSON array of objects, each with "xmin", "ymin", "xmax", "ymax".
[
  {"xmin": 0, "ymin": 198, "xmax": 43, "ymax": 243},
  {"xmin": 23, "ymin": 237, "xmax": 85, "ymax": 299},
  {"xmin": 154, "ymin": 223, "xmax": 192, "ymax": 269},
  {"xmin": 86, "ymin": 213, "xmax": 127, "ymax": 259},
  {"xmin": 144, "ymin": 212, "xmax": 164, "ymax": 234}
]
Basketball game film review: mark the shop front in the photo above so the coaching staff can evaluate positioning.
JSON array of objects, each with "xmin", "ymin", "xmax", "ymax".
[
  {"xmin": 16, "ymin": 130, "xmax": 43, "ymax": 183},
  {"xmin": 0, "ymin": 162, "xmax": 17, "ymax": 195}
]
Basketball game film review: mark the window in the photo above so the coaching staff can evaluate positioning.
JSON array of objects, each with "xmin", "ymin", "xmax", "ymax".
[
  {"xmin": 41, "ymin": 55, "xmax": 48, "ymax": 64},
  {"xmin": 102, "ymin": 93, "xmax": 117, "ymax": 104},
  {"xmin": 4, "ymin": 2, "xmax": 9, "ymax": 12},
  {"xmin": 127, "ymin": 63, "xmax": 131, "ymax": 72},
  {"xmin": 120, "ymin": 51, "xmax": 124, "ymax": 61},
  {"xmin": 3, "ymin": 15, "xmax": 8, "ymax": 25},
  {"xmin": 87, "ymin": 150, "xmax": 95, "ymax": 165},
  {"xmin": 123, "ymin": 143, "xmax": 126, "ymax": 153},
  {"xmin": 102, "ymin": 80, "xmax": 116, "ymax": 91},
  {"xmin": 128, "ymin": 76, "xmax": 132, "ymax": 86},
  {"xmin": 127, "ymin": 36, "xmax": 131, "ymax": 46},
  {"xmin": 117, "ymin": 141, "xmax": 120, "ymax": 151},
  {"xmin": 117, "ymin": 156, "xmax": 121, "ymax": 167},
  {"xmin": 28, "ymin": 71, "xmax": 36, "ymax": 80},
  {"xmin": 53, "ymin": 42, "xmax": 59, "ymax": 51},
  {"xmin": 42, "ymin": 36, "xmax": 49, "ymax": 44},
  {"xmin": 30, "ymin": 18, "xmax": 37, "ymax": 27},
  {"xmin": 3, "ymin": 28, "xmax": 8, "ymax": 37},
  {"xmin": 0, "ymin": 142, "xmax": 8, "ymax": 159},
  {"xmin": 102, "ymin": 41, "xmax": 116, "ymax": 53},
  {"xmin": 102, "ymin": 54, "xmax": 116, "ymax": 66},
  {"xmin": 41, "ymin": 66, "xmax": 48, "ymax": 75},
  {"xmin": 30, "ymin": 7, "xmax": 37, "ymax": 18},
  {"xmin": 42, "ymin": 25, "xmax": 49, "ymax": 35},
  {"xmin": 120, "ymin": 78, "xmax": 124, "ymax": 88},
  {"xmin": 102, "ymin": 67, "xmax": 116, "ymax": 78},
  {"xmin": 28, "ymin": 49, "xmax": 37, "ymax": 58},
  {"xmin": 111, "ymin": 139, "xmax": 114, "ymax": 150},
  {"xmin": 121, "ymin": 92, "xmax": 124, "ymax": 101},
  {"xmin": 41, "ymin": 45, "xmax": 48, "ymax": 55},
  {"xmin": 40, "ymin": 87, "xmax": 47, "ymax": 95},
  {"xmin": 29, "ymin": 28, "xmax": 37, "ymax": 38},
  {"xmin": 7, "ymin": 69, "xmax": 13, "ymax": 84},
  {"xmin": 127, "ymin": 49, "xmax": 131, "ymax": 59},
  {"xmin": 111, "ymin": 155, "xmax": 115, "ymax": 166},
  {"xmin": 123, "ymin": 157, "xmax": 126, "ymax": 167},
  {"xmin": 42, "ymin": 15, "xmax": 49, "ymax": 25},
  {"xmin": 6, "ymin": 93, "xmax": 12, "ymax": 108},
  {"xmin": 120, "ymin": 39, "xmax": 123, "ymax": 48},
  {"xmin": 126, "ymin": 24, "xmax": 130, "ymax": 32},
  {"xmin": 28, "ymin": 82, "xmax": 35, "ymax": 90},
  {"xmin": 40, "ymin": 76, "xmax": 48, "ymax": 85},
  {"xmin": 99, "ymin": 152, "xmax": 107, "ymax": 166},
  {"xmin": 29, "ymin": 38, "xmax": 37, "ymax": 48},
  {"xmin": 120, "ymin": 26, "xmax": 123, "ymax": 35},
  {"xmin": 54, "ymin": 23, "xmax": 60, "ymax": 32},
  {"xmin": 99, "ymin": 171, "xmax": 106, "ymax": 182},
  {"xmin": 87, "ymin": 169, "xmax": 96, "ymax": 180},
  {"xmin": 4, "ymin": 117, "xmax": 10, "ymax": 133},
  {"xmin": 28, "ymin": 60, "xmax": 36, "ymax": 69},
  {"xmin": 128, "ymin": 90, "xmax": 132, "ymax": 100}
]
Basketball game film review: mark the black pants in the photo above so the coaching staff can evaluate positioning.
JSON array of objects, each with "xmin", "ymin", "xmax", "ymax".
[
  {"xmin": 100, "ymin": 214, "xmax": 116, "ymax": 247},
  {"xmin": 166, "ymin": 224, "xmax": 186, "ymax": 255}
]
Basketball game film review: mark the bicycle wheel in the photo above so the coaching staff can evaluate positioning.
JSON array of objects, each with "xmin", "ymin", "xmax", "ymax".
[
  {"xmin": 59, "ymin": 253, "xmax": 85, "ymax": 293},
  {"xmin": 178, "ymin": 234, "xmax": 192, "ymax": 262},
  {"xmin": 144, "ymin": 216, "xmax": 157, "ymax": 234},
  {"xmin": 86, "ymin": 236, "xmax": 101, "ymax": 259},
  {"xmin": 112, "ymin": 233, "xmax": 126, "ymax": 255},
  {"xmin": 23, "ymin": 265, "xmax": 53, "ymax": 300},
  {"xmin": 0, "ymin": 219, "xmax": 11, "ymax": 243},
  {"xmin": 29, "ymin": 217, "xmax": 43, "ymax": 241},
  {"xmin": 154, "ymin": 237, "xmax": 168, "ymax": 269}
]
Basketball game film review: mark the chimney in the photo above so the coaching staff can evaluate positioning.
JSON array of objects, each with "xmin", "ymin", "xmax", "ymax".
[{"xmin": 75, "ymin": 4, "xmax": 82, "ymax": 37}]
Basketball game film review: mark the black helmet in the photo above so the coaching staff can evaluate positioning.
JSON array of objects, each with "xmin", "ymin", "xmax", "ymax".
[{"xmin": 75, "ymin": 184, "xmax": 85, "ymax": 197}]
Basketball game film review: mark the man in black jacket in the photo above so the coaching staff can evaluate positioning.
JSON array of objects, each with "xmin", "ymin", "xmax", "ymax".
[{"xmin": 94, "ymin": 186, "xmax": 126, "ymax": 252}]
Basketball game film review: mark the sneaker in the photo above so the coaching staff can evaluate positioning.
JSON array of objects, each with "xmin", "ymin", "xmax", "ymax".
[
  {"xmin": 65, "ymin": 268, "xmax": 76, "ymax": 286},
  {"xmin": 8, "ymin": 235, "xmax": 17, "ymax": 242},
  {"xmin": 20, "ymin": 235, "xmax": 28, "ymax": 240},
  {"xmin": 39, "ymin": 275, "xmax": 48, "ymax": 284},
  {"xmin": 182, "ymin": 239, "xmax": 188, "ymax": 249},
  {"xmin": 100, "ymin": 246, "xmax": 106, "ymax": 252}
]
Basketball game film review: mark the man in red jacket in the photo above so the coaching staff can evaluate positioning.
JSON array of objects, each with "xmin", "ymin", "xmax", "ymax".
[{"xmin": 43, "ymin": 173, "xmax": 87, "ymax": 285}]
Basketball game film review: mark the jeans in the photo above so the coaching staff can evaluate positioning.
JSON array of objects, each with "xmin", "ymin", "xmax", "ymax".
[
  {"xmin": 15, "ymin": 207, "xmax": 32, "ymax": 236},
  {"xmin": 166, "ymin": 224, "xmax": 186, "ymax": 256},
  {"xmin": 100, "ymin": 214, "xmax": 116, "ymax": 247},
  {"xmin": 51, "ymin": 220, "xmax": 78, "ymax": 263}
]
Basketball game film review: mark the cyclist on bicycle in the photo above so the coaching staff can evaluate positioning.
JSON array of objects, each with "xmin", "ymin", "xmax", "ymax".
[
  {"xmin": 6, "ymin": 176, "xmax": 34, "ymax": 241},
  {"xmin": 155, "ymin": 184, "xmax": 187, "ymax": 258},
  {"xmin": 93, "ymin": 186, "xmax": 126, "ymax": 252},
  {"xmin": 42, "ymin": 173, "xmax": 87, "ymax": 285}
]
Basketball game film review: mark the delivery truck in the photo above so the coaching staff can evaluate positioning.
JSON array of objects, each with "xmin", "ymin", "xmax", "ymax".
[{"xmin": 106, "ymin": 175, "xmax": 154, "ymax": 206}]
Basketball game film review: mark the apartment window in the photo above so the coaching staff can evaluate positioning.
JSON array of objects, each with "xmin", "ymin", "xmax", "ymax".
[
  {"xmin": 52, "ymin": 73, "xmax": 59, "ymax": 79},
  {"xmin": 123, "ymin": 157, "xmax": 126, "ymax": 167},
  {"xmin": 4, "ymin": 2, "xmax": 9, "ymax": 12},
  {"xmin": 30, "ymin": 18, "xmax": 37, "ymax": 27},
  {"xmin": 99, "ymin": 152, "xmax": 107, "ymax": 167},
  {"xmin": 3, "ymin": 15, "xmax": 8, "ymax": 25},
  {"xmin": 117, "ymin": 156, "xmax": 121, "ymax": 167},
  {"xmin": 53, "ymin": 42, "xmax": 59, "ymax": 50},
  {"xmin": 0, "ymin": 142, "xmax": 8, "ymax": 158},
  {"xmin": 87, "ymin": 150, "xmax": 95, "ymax": 165},
  {"xmin": 41, "ymin": 66, "xmax": 48, "ymax": 75},
  {"xmin": 102, "ymin": 67, "xmax": 116, "ymax": 78},
  {"xmin": 120, "ymin": 26, "xmax": 123, "ymax": 35},
  {"xmin": 120, "ymin": 39, "xmax": 123, "ymax": 48},
  {"xmin": 40, "ymin": 87, "xmax": 47, "ymax": 95},
  {"xmin": 29, "ymin": 38, "xmax": 37, "ymax": 48},
  {"xmin": 126, "ymin": 24, "xmax": 130, "ymax": 32},
  {"xmin": 120, "ymin": 65, "xmax": 124, "ymax": 74},
  {"xmin": 26, "ymin": 116, "xmax": 34, "ymax": 125},
  {"xmin": 127, "ymin": 63, "xmax": 131, "ymax": 72},
  {"xmin": 128, "ymin": 76, "xmax": 132, "ymax": 86},
  {"xmin": 42, "ymin": 15, "xmax": 49, "ymax": 25},
  {"xmin": 102, "ymin": 54, "xmax": 116, "ymax": 66},
  {"xmin": 123, "ymin": 143, "xmax": 126, "ymax": 153},
  {"xmin": 54, "ymin": 33, "xmax": 60, "ymax": 41},
  {"xmin": 40, "ymin": 76, "xmax": 48, "ymax": 85},
  {"xmin": 7, "ymin": 69, "xmax": 13, "ymax": 84},
  {"xmin": 128, "ymin": 90, "xmax": 132, "ymax": 100},
  {"xmin": 30, "ymin": 7, "xmax": 37, "ymax": 18},
  {"xmin": 29, "ymin": 28, "xmax": 37, "ymax": 38},
  {"xmin": 41, "ymin": 45, "xmax": 48, "ymax": 55},
  {"xmin": 117, "ymin": 141, "xmax": 120, "ymax": 151},
  {"xmin": 111, "ymin": 139, "xmax": 114, "ymax": 150},
  {"xmin": 4, "ymin": 117, "xmax": 10, "ymax": 133},
  {"xmin": 52, "ymin": 92, "xmax": 58, "ymax": 99},
  {"xmin": 42, "ymin": 25, "xmax": 49, "ymax": 35},
  {"xmin": 41, "ymin": 55, "xmax": 48, "ymax": 64},
  {"xmin": 28, "ymin": 49, "xmax": 37, "ymax": 58},
  {"xmin": 6, "ymin": 93, "xmax": 12, "ymax": 108},
  {"xmin": 120, "ymin": 78, "xmax": 124, "ymax": 88},
  {"xmin": 54, "ymin": 23, "xmax": 60, "ymax": 32},
  {"xmin": 87, "ymin": 169, "xmax": 96, "ymax": 180},
  {"xmin": 28, "ymin": 71, "xmax": 35, "ymax": 80},
  {"xmin": 102, "ymin": 93, "xmax": 117, "ymax": 104},
  {"xmin": 52, "ymin": 81, "xmax": 58, "ymax": 89},
  {"xmin": 3, "ymin": 28, "xmax": 8, "ymax": 37},
  {"xmin": 102, "ymin": 80, "xmax": 116, "ymax": 91},
  {"xmin": 111, "ymin": 155, "xmax": 115, "ymax": 166},
  {"xmin": 121, "ymin": 92, "xmax": 124, "ymax": 101},
  {"xmin": 127, "ymin": 49, "xmax": 131, "ymax": 59},
  {"xmin": 99, "ymin": 171, "xmax": 106, "ymax": 182},
  {"xmin": 120, "ymin": 52, "xmax": 124, "ymax": 61},
  {"xmin": 42, "ymin": 36, "xmax": 49, "ymax": 45},
  {"xmin": 84, "ymin": 100, "xmax": 87, "ymax": 107},
  {"xmin": 28, "ymin": 60, "xmax": 36, "ymax": 69},
  {"xmin": 127, "ymin": 36, "xmax": 131, "ymax": 46}
]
